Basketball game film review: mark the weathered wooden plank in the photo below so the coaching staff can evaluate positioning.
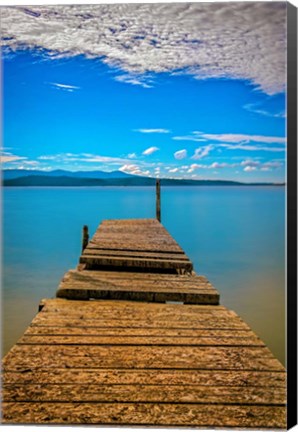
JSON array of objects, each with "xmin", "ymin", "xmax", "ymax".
[
  {"xmin": 39, "ymin": 298, "xmax": 227, "ymax": 316},
  {"xmin": 87, "ymin": 219, "xmax": 188, "ymax": 255},
  {"xmin": 89, "ymin": 242, "xmax": 184, "ymax": 253},
  {"xmin": 16, "ymin": 334, "xmax": 265, "ymax": 347},
  {"xmin": 57, "ymin": 270, "xmax": 220, "ymax": 302},
  {"xmin": 55, "ymin": 288, "xmax": 219, "ymax": 302},
  {"xmin": 79, "ymin": 255, "xmax": 193, "ymax": 272},
  {"xmin": 84, "ymin": 249, "xmax": 189, "ymax": 260},
  {"xmin": 90, "ymin": 235, "xmax": 182, "ymax": 244},
  {"xmin": 2, "ymin": 368, "xmax": 286, "ymax": 388},
  {"xmin": 99, "ymin": 218, "xmax": 159, "ymax": 225},
  {"xmin": 86, "ymin": 246, "xmax": 186, "ymax": 255},
  {"xmin": 23, "ymin": 325, "xmax": 256, "ymax": 338},
  {"xmin": 61, "ymin": 270, "xmax": 210, "ymax": 283},
  {"xmin": 2, "ymin": 382, "xmax": 285, "ymax": 404},
  {"xmin": 3, "ymin": 345, "xmax": 283, "ymax": 371},
  {"xmin": 34, "ymin": 307, "xmax": 244, "ymax": 323},
  {"xmin": 57, "ymin": 285, "xmax": 216, "ymax": 295},
  {"xmin": 1, "ymin": 402, "xmax": 286, "ymax": 428},
  {"xmin": 56, "ymin": 289, "xmax": 220, "ymax": 304},
  {"xmin": 31, "ymin": 305, "xmax": 249, "ymax": 327},
  {"xmin": 83, "ymin": 247, "xmax": 189, "ymax": 262},
  {"xmin": 59, "ymin": 271, "xmax": 212, "ymax": 287},
  {"xmin": 40, "ymin": 297, "xmax": 221, "ymax": 310},
  {"xmin": 29, "ymin": 316, "xmax": 252, "ymax": 330},
  {"xmin": 35, "ymin": 310, "xmax": 243, "ymax": 323}
]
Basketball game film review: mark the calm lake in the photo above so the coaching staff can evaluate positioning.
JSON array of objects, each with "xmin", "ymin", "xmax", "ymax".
[{"xmin": 2, "ymin": 186, "xmax": 286, "ymax": 365}]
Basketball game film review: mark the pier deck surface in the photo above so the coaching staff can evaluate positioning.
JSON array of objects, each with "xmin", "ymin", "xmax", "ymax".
[
  {"xmin": 1, "ymin": 218, "xmax": 286, "ymax": 428},
  {"xmin": 80, "ymin": 218, "xmax": 193, "ymax": 273}
]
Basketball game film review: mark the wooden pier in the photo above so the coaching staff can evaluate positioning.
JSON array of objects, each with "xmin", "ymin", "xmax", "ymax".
[{"xmin": 1, "ymin": 218, "xmax": 286, "ymax": 428}]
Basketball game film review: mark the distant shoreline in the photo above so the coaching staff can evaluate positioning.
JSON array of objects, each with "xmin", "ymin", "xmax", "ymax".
[
  {"xmin": 2, "ymin": 179, "xmax": 285, "ymax": 187},
  {"xmin": 2, "ymin": 170, "xmax": 285, "ymax": 187}
]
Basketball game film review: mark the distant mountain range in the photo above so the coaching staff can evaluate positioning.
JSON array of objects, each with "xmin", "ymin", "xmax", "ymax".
[
  {"xmin": 2, "ymin": 169, "xmax": 285, "ymax": 187},
  {"xmin": 2, "ymin": 169, "xmax": 135, "ymax": 180}
]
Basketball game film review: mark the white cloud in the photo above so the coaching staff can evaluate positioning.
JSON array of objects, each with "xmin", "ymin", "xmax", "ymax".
[
  {"xmin": 127, "ymin": 153, "xmax": 137, "ymax": 159},
  {"xmin": 0, "ymin": 153, "xmax": 26, "ymax": 163},
  {"xmin": 37, "ymin": 152, "xmax": 135, "ymax": 165},
  {"xmin": 50, "ymin": 82, "xmax": 80, "ymax": 92},
  {"xmin": 38, "ymin": 155, "xmax": 60, "ymax": 160},
  {"xmin": 120, "ymin": 163, "xmax": 151, "ymax": 177},
  {"xmin": 240, "ymin": 160, "xmax": 260, "ymax": 168},
  {"xmin": 244, "ymin": 103, "xmax": 286, "ymax": 118},
  {"xmin": 174, "ymin": 131, "xmax": 286, "ymax": 153},
  {"xmin": 244, "ymin": 166, "xmax": 257, "ymax": 172},
  {"xmin": 135, "ymin": 128, "xmax": 170, "ymax": 134},
  {"xmin": 263, "ymin": 161, "xmax": 283, "ymax": 169},
  {"xmin": 196, "ymin": 133, "xmax": 286, "ymax": 144},
  {"xmin": 221, "ymin": 143, "xmax": 285, "ymax": 152},
  {"xmin": 210, "ymin": 162, "xmax": 230, "ymax": 169},
  {"xmin": 190, "ymin": 163, "xmax": 204, "ymax": 170},
  {"xmin": 191, "ymin": 145, "xmax": 214, "ymax": 160},
  {"xmin": 115, "ymin": 74, "xmax": 153, "ymax": 88},
  {"xmin": 174, "ymin": 149, "xmax": 187, "ymax": 160},
  {"xmin": 173, "ymin": 136, "xmax": 207, "ymax": 142},
  {"xmin": 1, "ymin": 3, "xmax": 286, "ymax": 94},
  {"xmin": 240, "ymin": 159, "xmax": 282, "ymax": 172},
  {"xmin": 120, "ymin": 164, "xmax": 138, "ymax": 171},
  {"xmin": 142, "ymin": 146, "xmax": 159, "ymax": 156},
  {"xmin": 168, "ymin": 167, "xmax": 179, "ymax": 173}
]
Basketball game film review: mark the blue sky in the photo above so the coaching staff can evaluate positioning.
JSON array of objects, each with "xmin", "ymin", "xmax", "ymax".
[{"xmin": 1, "ymin": 3, "xmax": 286, "ymax": 182}]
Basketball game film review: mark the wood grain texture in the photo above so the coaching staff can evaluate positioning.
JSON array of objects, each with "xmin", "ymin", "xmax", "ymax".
[
  {"xmin": 2, "ymin": 382, "xmax": 285, "ymax": 404},
  {"xmin": 2, "ymin": 368, "xmax": 286, "ymax": 387},
  {"xmin": 80, "ymin": 219, "xmax": 193, "ymax": 271},
  {"xmin": 1, "ymin": 402, "xmax": 286, "ymax": 428},
  {"xmin": 57, "ymin": 270, "xmax": 220, "ymax": 303},
  {"xmin": 2, "ymin": 344, "xmax": 282, "ymax": 371}
]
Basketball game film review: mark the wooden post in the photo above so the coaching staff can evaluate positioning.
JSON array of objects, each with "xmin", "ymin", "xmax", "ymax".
[
  {"xmin": 156, "ymin": 179, "xmax": 161, "ymax": 222},
  {"xmin": 82, "ymin": 225, "xmax": 89, "ymax": 252}
]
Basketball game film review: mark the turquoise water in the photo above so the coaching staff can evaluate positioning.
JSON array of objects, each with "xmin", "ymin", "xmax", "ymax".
[{"xmin": 2, "ymin": 186, "xmax": 285, "ymax": 365}]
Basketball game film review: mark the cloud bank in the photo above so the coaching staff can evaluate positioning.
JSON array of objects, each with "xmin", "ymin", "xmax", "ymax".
[{"xmin": 1, "ymin": 3, "xmax": 286, "ymax": 94}]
